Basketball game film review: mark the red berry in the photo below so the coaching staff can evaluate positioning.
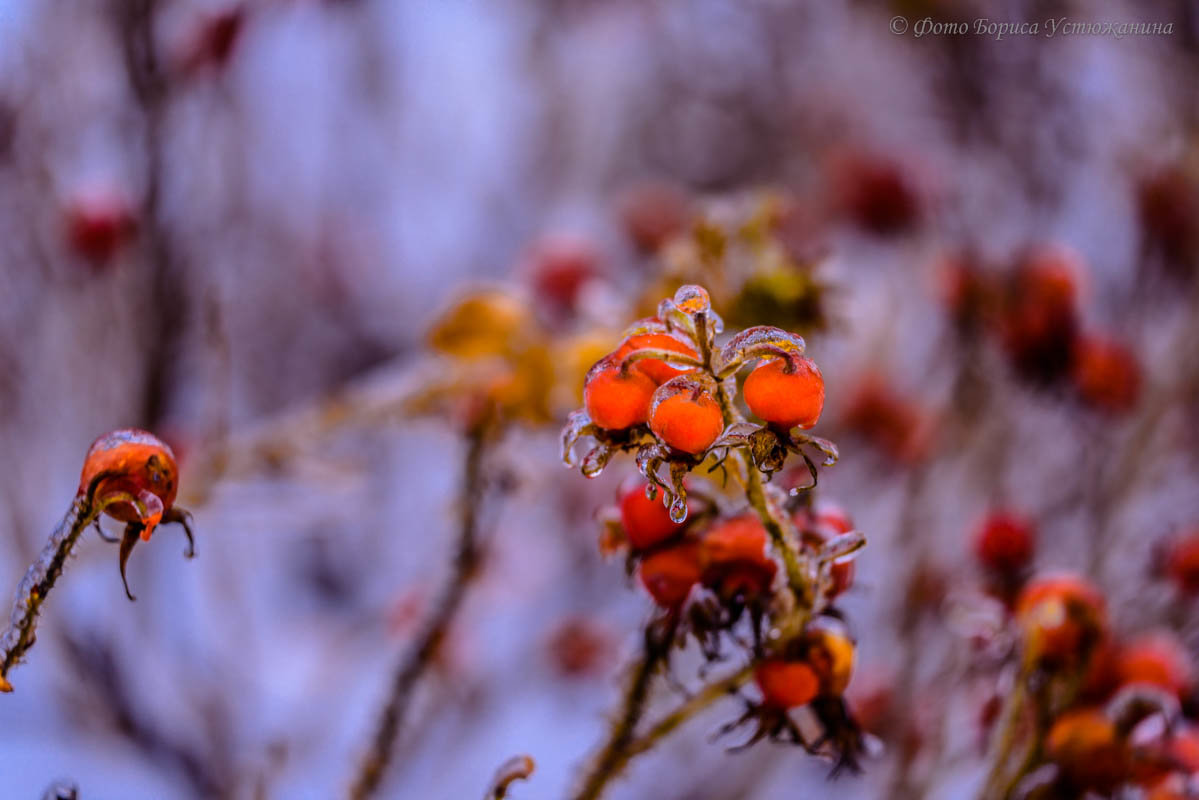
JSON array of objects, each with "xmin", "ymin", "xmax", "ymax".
[
  {"xmin": 974, "ymin": 511, "xmax": 1036, "ymax": 574},
  {"xmin": 755, "ymin": 659, "xmax": 820, "ymax": 709},
  {"xmin": 1166, "ymin": 531, "xmax": 1199, "ymax": 594},
  {"xmin": 1116, "ymin": 632, "xmax": 1193, "ymax": 698},
  {"xmin": 743, "ymin": 357, "xmax": 825, "ymax": 430},
  {"xmin": 1072, "ymin": 335, "xmax": 1141, "ymax": 414},
  {"xmin": 65, "ymin": 187, "xmax": 136, "ymax": 263},
  {"xmin": 619, "ymin": 482, "xmax": 686, "ymax": 551},
  {"xmin": 583, "ymin": 356, "xmax": 657, "ymax": 430},
  {"xmin": 79, "ymin": 429, "xmax": 180, "ymax": 541},
  {"xmin": 613, "ymin": 332, "xmax": 699, "ymax": 385},
  {"xmin": 525, "ymin": 234, "xmax": 599, "ymax": 315},
  {"xmin": 700, "ymin": 515, "xmax": 777, "ymax": 600},
  {"xmin": 997, "ymin": 245, "xmax": 1083, "ymax": 383},
  {"xmin": 638, "ymin": 540, "xmax": 703, "ymax": 609},
  {"xmin": 618, "ymin": 181, "xmax": 689, "ymax": 254},
  {"xmin": 828, "ymin": 150, "xmax": 922, "ymax": 236},
  {"xmin": 648, "ymin": 379, "xmax": 725, "ymax": 454},
  {"xmin": 1016, "ymin": 573, "xmax": 1108, "ymax": 668}
]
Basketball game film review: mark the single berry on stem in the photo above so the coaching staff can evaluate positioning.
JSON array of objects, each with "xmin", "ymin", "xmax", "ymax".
[
  {"xmin": 584, "ymin": 355, "xmax": 657, "ymax": 430},
  {"xmin": 743, "ymin": 357, "xmax": 825, "ymax": 430},
  {"xmin": 648, "ymin": 376, "xmax": 725, "ymax": 455}
]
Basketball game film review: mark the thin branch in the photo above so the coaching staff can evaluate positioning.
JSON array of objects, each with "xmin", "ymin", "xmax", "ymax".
[
  {"xmin": 348, "ymin": 415, "xmax": 496, "ymax": 800},
  {"xmin": 624, "ymin": 665, "xmax": 753, "ymax": 761},
  {"xmin": 484, "ymin": 755, "xmax": 535, "ymax": 800},
  {"xmin": 0, "ymin": 496, "xmax": 97, "ymax": 691},
  {"xmin": 570, "ymin": 618, "xmax": 679, "ymax": 800}
]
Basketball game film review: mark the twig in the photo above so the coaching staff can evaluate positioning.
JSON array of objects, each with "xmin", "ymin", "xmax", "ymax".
[
  {"xmin": 570, "ymin": 618, "xmax": 679, "ymax": 800},
  {"xmin": 0, "ymin": 496, "xmax": 97, "ymax": 691},
  {"xmin": 348, "ymin": 415, "xmax": 495, "ymax": 800},
  {"xmin": 624, "ymin": 664, "xmax": 754, "ymax": 761},
  {"xmin": 484, "ymin": 755, "xmax": 535, "ymax": 800}
]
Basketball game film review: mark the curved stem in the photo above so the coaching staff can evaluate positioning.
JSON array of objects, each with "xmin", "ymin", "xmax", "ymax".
[{"xmin": 348, "ymin": 416, "xmax": 495, "ymax": 800}]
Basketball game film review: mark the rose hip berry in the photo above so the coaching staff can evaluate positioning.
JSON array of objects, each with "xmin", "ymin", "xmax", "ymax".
[
  {"xmin": 583, "ymin": 355, "xmax": 657, "ymax": 430},
  {"xmin": 638, "ymin": 540, "xmax": 703, "ymax": 610},
  {"xmin": 1046, "ymin": 708, "xmax": 1128, "ymax": 792},
  {"xmin": 1166, "ymin": 531, "xmax": 1199, "ymax": 594},
  {"xmin": 743, "ymin": 357, "xmax": 825, "ymax": 430},
  {"xmin": 755, "ymin": 659, "xmax": 820, "ymax": 709},
  {"xmin": 648, "ymin": 378, "xmax": 725, "ymax": 455},
  {"xmin": 700, "ymin": 515, "xmax": 777, "ymax": 600},
  {"xmin": 974, "ymin": 511, "xmax": 1036, "ymax": 574},
  {"xmin": 1072, "ymin": 335, "xmax": 1141, "ymax": 414},
  {"xmin": 80, "ymin": 428, "xmax": 180, "ymax": 541},
  {"xmin": 1115, "ymin": 633, "xmax": 1193, "ymax": 698},
  {"xmin": 619, "ymin": 481, "xmax": 687, "ymax": 551},
  {"xmin": 1016, "ymin": 573, "xmax": 1107, "ymax": 668}
]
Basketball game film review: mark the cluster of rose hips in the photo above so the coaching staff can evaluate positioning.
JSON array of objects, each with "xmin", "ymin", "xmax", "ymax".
[
  {"xmin": 967, "ymin": 513, "xmax": 1199, "ymax": 797},
  {"xmin": 941, "ymin": 245, "xmax": 1141, "ymax": 414},
  {"xmin": 564, "ymin": 284, "xmax": 867, "ymax": 769}
]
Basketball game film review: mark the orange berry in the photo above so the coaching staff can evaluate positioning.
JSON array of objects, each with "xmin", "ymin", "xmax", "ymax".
[
  {"xmin": 801, "ymin": 623, "xmax": 856, "ymax": 696},
  {"xmin": 583, "ymin": 357, "xmax": 657, "ymax": 430},
  {"xmin": 79, "ymin": 429, "xmax": 179, "ymax": 541},
  {"xmin": 1016, "ymin": 573, "xmax": 1107, "ymax": 668},
  {"xmin": 619, "ymin": 482, "xmax": 686, "ymax": 550},
  {"xmin": 648, "ymin": 381, "xmax": 724, "ymax": 455},
  {"xmin": 755, "ymin": 659, "xmax": 820, "ymax": 709},
  {"xmin": 614, "ymin": 333, "xmax": 699, "ymax": 385},
  {"xmin": 700, "ymin": 515, "xmax": 777, "ymax": 600},
  {"xmin": 1072, "ymin": 335, "xmax": 1141, "ymax": 414},
  {"xmin": 743, "ymin": 357, "xmax": 825, "ymax": 430},
  {"xmin": 974, "ymin": 511, "xmax": 1036, "ymax": 574},
  {"xmin": 1046, "ymin": 708, "xmax": 1128, "ymax": 791},
  {"xmin": 1116, "ymin": 633, "xmax": 1193, "ymax": 697},
  {"xmin": 638, "ymin": 540, "xmax": 703, "ymax": 609}
]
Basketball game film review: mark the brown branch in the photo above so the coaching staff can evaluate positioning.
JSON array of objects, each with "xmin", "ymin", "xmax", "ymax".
[
  {"xmin": 0, "ymin": 496, "xmax": 97, "ymax": 691},
  {"xmin": 484, "ymin": 755, "xmax": 535, "ymax": 800},
  {"xmin": 570, "ymin": 618, "xmax": 678, "ymax": 800},
  {"xmin": 623, "ymin": 664, "xmax": 753, "ymax": 761},
  {"xmin": 348, "ymin": 415, "xmax": 495, "ymax": 800}
]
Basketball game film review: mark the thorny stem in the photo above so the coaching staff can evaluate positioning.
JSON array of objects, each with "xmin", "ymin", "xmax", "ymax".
[
  {"xmin": 571, "ymin": 616, "xmax": 680, "ymax": 800},
  {"xmin": 0, "ymin": 497, "xmax": 98, "ymax": 691},
  {"xmin": 694, "ymin": 312, "xmax": 813, "ymax": 615},
  {"xmin": 348, "ymin": 415, "xmax": 496, "ymax": 800}
]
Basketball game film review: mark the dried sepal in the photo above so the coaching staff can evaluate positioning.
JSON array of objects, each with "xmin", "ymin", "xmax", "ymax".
[
  {"xmin": 581, "ymin": 444, "xmax": 615, "ymax": 478},
  {"xmin": 817, "ymin": 530, "xmax": 866, "ymax": 563},
  {"xmin": 710, "ymin": 422, "xmax": 760, "ymax": 450},
  {"xmin": 792, "ymin": 432, "xmax": 839, "ymax": 466},
  {"xmin": 561, "ymin": 409, "xmax": 596, "ymax": 466},
  {"xmin": 715, "ymin": 325, "xmax": 807, "ymax": 379}
]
